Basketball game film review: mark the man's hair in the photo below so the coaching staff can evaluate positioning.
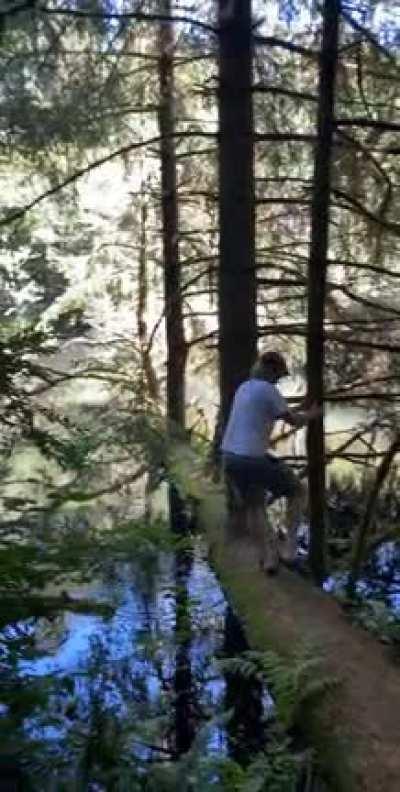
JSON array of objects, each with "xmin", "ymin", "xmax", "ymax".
[{"xmin": 251, "ymin": 350, "xmax": 289, "ymax": 379}]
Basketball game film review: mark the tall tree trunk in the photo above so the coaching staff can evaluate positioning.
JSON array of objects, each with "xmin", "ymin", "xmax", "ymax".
[
  {"xmin": 157, "ymin": 0, "xmax": 186, "ymax": 432},
  {"xmin": 306, "ymin": 0, "xmax": 340, "ymax": 585},
  {"xmin": 217, "ymin": 0, "xmax": 257, "ymax": 426}
]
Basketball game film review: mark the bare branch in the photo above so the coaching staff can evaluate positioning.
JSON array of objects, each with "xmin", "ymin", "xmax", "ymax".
[
  {"xmin": 333, "ymin": 189, "xmax": 400, "ymax": 236},
  {"xmin": 255, "ymin": 132, "xmax": 316, "ymax": 143},
  {"xmin": 254, "ymin": 34, "xmax": 317, "ymax": 58},
  {"xmin": 336, "ymin": 117, "xmax": 400, "ymax": 133},
  {"xmin": 253, "ymin": 83, "xmax": 317, "ymax": 102}
]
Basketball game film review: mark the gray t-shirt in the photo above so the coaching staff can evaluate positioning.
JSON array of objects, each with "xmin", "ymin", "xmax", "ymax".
[{"xmin": 221, "ymin": 378, "xmax": 288, "ymax": 457}]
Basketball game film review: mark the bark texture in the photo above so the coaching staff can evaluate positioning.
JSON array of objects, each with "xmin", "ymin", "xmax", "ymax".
[
  {"xmin": 306, "ymin": 0, "xmax": 340, "ymax": 584},
  {"xmin": 217, "ymin": 0, "xmax": 257, "ymax": 426}
]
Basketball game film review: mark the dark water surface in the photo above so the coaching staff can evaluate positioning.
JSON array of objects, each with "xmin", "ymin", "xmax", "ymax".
[{"xmin": 1, "ymin": 542, "xmax": 291, "ymax": 790}]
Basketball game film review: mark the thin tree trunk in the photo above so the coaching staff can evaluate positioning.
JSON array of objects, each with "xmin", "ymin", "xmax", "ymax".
[
  {"xmin": 306, "ymin": 0, "xmax": 340, "ymax": 585},
  {"xmin": 217, "ymin": 0, "xmax": 257, "ymax": 426},
  {"xmin": 137, "ymin": 192, "xmax": 159, "ymax": 404},
  {"xmin": 137, "ymin": 199, "xmax": 148, "ymax": 357},
  {"xmin": 157, "ymin": 0, "xmax": 186, "ymax": 431}
]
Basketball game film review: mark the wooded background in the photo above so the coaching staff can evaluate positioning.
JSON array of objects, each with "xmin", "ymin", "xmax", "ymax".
[{"xmin": 0, "ymin": 0, "xmax": 399, "ymax": 587}]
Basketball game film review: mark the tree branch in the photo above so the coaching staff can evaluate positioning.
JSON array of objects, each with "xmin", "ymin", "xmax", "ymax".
[
  {"xmin": 253, "ymin": 83, "xmax": 317, "ymax": 102},
  {"xmin": 336, "ymin": 117, "xmax": 400, "ymax": 132},
  {"xmin": 0, "ymin": 132, "xmax": 214, "ymax": 227},
  {"xmin": 340, "ymin": 9, "xmax": 396, "ymax": 62},
  {"xmin": 37, "ymin": 5, "xmax": 217, "ymax": 34},
  {"xmin": 253, "ymin": 34, "xmax": 317, "ymax": 58},
  {"xmin": 333, "ymin": 189, "xmax": 400, "ymax": 236},
  {"xmin": 255, "ymin": 132, "xmax": 316, "ymax": 143}
]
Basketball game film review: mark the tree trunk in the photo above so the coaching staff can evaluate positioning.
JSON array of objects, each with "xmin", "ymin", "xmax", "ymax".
[
  {"xmin": 157, "ymin": 0, "xmax": 186, "ymax": 431},
  {"xmin": 137, "ymin": 191, "xmax": 159, "ymax": 403},
  {"xmin": 217, "ymin": 0, "xmax": 257, "ymax": 426},
  {"xmin": 306, "ymin": 0, "xmax": 340, "ymax": 585}
]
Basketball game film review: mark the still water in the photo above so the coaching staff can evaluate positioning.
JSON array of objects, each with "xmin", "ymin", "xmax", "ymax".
[{"xmin": 0, "ymin": 542, "xmax": 289, "ymax": 791}]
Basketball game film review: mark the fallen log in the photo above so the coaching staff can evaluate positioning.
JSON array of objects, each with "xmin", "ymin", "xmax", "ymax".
[{"xmin": 169, "ymin": 444, "xmax": 400, "ymax": 792}]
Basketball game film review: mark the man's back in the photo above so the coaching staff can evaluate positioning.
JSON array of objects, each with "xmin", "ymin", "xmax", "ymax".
[{"xmin": 221, "ymin": 378, "xmax": 287, "ymax": 457}]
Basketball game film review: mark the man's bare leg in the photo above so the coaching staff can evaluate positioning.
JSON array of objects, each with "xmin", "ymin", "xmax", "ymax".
[
  {"xmin": 247, "ymin": 504, "xmax": 279, "ymax": 573},
  {"xmin": 279, "ymin": 481, "xmax": 305, "ymax": 563}
]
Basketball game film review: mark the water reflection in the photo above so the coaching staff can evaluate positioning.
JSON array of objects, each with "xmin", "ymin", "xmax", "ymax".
[
  {"xmin": 0, "ymin": 544, "xmax": 267, "ymax": 788},
  {"xmin": 324, "ymin": 540, "xmax": 400, "ymax": 612}
]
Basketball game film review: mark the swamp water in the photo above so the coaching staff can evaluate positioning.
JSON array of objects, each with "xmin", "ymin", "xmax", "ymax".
[{"xmin": 0, "ymin": 536, "xmax": 320, "ymax": 792}]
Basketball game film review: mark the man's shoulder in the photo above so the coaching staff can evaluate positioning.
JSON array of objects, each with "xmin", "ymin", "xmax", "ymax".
[
  {"xmin": 239, "ymin": 379, "xmax": 277, "ymax": 399},
  {"xmin": 245, "ymin": 378, "xmax": 276, "ymax": 392}
]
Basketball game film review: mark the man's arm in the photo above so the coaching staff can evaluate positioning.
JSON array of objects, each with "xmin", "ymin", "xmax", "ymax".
[{"xmin": 280, "ymin": 402, "xmax": 321, "ymax": 429}]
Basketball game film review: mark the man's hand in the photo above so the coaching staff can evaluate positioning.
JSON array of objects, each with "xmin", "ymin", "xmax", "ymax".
[{"xmin": 282, "ymin": 401, "xmax": 322, "ymax": 429}]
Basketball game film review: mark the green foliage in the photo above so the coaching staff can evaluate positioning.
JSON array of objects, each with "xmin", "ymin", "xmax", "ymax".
[
  {"xmin": 220, "ymin": 647, "xmax": 336, "ymax": 729},
  {"xmin": 239, "ymin": 741, "xmax": 299, "ymax": 792},
  {"xmin": 28, "ymin": 427, "xmax": 99, "ymax": 472},
  {"xmin": 0, "ymin": 320, "xmax": 56, "ymax": 438},
  {"xmin": 342, "ymin": 598, "xmax": 400, "ymax": 657},
  {"xmin": 143, "ymin": 740, "xmax": 299, "ymax": 792}
]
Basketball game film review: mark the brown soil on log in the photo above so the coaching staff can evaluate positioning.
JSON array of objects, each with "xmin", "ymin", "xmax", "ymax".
[{"xmin": 212, "ymin": 516, "xmax": 400, "ymax": 792}]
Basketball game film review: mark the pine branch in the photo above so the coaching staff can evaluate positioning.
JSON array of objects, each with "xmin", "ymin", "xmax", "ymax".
[
  {"xmin": 254, "ymin": 34, "xmax": 317, "ymax": 58},
  {"xmin": 340, "ymin": 9, "xmax": 396, "ymax": 62},
  {"xmin": 257, "ymin": 324, "xmax": 400, "ymax": 353},
  {"xmin": 256, "ymin": 197, "xmax": 310, "ymax": 206},
  {"xmin": 37, "ymin": 5, "xmax": 217, "ymax": 34},
  {"xmin": 255, "ymin": 132, "xmax": 316, "ymax": 143},
  {"xmin": 332, "ymin": 189, "xmax": 400, "ymax": 236},
  {"xmin": 0, "ymin": 1, "xmax": 34, "ymax": 18},
  {"xmin": 186, "ymin": 330, "xmax": 217, "ymax": 348},
  {"xmin": 336, "ymin": 117, "xmax": 400, "ymax": 132},
  {"xmin": 257, "ymin": 277, "xmax": 304, "ymax": 286},
  {"xmin": 253, "ymin": 83, "xmax": 317, "ymax": 102},
  {"xmin": 0, "ymin": 132, "xmax": 215, "ymax": 227},
  {"xmin": 328, "ymin": 282, "xmax": 400, "ymax": 317}
]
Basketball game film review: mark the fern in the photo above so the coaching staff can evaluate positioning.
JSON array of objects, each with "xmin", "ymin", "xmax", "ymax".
[
  {"xmin": 241, "ymin": 740, "xmax": 299, "ymax": 792},
  {"xmin": 220, "ymin": 647, "xmax": 336, "ymax": 729}
]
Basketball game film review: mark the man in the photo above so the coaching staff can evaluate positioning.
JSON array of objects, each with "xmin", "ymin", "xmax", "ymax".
[{"xmin": 221, "ymin": 350, "xmax": 319, "ymax": 573}]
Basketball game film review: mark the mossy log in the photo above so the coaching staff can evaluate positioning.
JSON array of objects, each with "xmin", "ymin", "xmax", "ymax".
[{"xmin": 169, "ymin": 445, "xmax": 400, "ymax": 792}]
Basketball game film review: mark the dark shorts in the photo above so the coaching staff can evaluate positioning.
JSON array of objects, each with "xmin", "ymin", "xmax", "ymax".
[{"xmin": 222, "ymin": 452, "xmax": 298, "ymax": 502}]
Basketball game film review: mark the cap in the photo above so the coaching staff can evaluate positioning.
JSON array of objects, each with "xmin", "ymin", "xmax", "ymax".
[{"xmin": 259, "ymin": 350, "xmax": 289, "ymax": 376}]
